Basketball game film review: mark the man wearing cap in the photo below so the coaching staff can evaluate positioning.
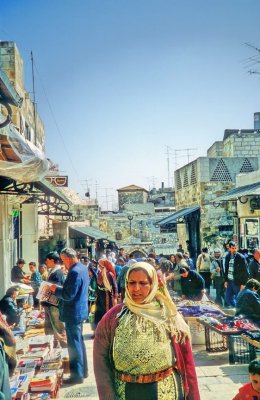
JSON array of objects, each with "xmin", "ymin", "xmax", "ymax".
[
  {"xmin": 210, "ymin": 249, "xmax": 225, "ymax": 306},
  {"xmin": 249, "ymin": 248, "xmax": 260, "ymax": 281},
  {"xmin": 11, "ymin": 259, "xmax": 30, "ymax": 284}
]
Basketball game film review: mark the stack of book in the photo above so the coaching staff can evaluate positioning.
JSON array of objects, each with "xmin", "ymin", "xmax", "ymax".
[
  {"xmin": 29, "ymin": 370, "xmax": 58, "ymax": 394},
  {"xmin": 41, "ymin": 349, "xmax": 63, "ymax": 371},
  {"xmin": 10, "ymin": 372, "xmax": 34, "ymax": 399},
  {"xmin": 28, "ymin": 335, "xmax": 54, "ymax": 351},
  {"xmin": 17, "ymin": 359, "xmax": 37, "ymax": 375},
  {"xmin": 18, "ymin": 346, "xmax": 50, "ymax": 367}
]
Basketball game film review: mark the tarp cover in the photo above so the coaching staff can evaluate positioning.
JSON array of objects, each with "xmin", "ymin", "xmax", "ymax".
[{"xmin": 0, "ymin": 123, "xmax": 49, "ymax": 182}]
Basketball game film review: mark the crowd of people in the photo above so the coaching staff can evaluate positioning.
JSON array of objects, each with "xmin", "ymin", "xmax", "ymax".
[{"xmin": 0, "ymin": 241, "xmax": 260, "ymax": 398}]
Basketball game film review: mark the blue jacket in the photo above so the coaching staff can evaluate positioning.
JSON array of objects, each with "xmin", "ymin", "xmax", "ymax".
[{"xmin": 55, "ymin": 262, "xmax": 89, "ymax": 324}]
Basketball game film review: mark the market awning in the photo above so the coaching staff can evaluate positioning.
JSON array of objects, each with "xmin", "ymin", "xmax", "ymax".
[
  {"xmin": 69, "ymin": 225, "xmax": 114, "ymax": 241},
  {"xmin": 34, "ymin": 179, "xmax": 72, "ymax": 205},
  {"xmin": 213, "ymin": 182, "xmax": 260, "ymax": 203},
  {"xmin": 157, "ymin": 206, "xmax": 200, "ymax": 226},
  {"xmin": 0, "ymin": 176, "xmax": 74, "ymax": 219}
]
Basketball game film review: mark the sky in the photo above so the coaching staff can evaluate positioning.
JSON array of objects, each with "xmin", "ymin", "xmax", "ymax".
[{"xmin": 1, "ymin": 0, "xmax": 260, "ymax": 210}]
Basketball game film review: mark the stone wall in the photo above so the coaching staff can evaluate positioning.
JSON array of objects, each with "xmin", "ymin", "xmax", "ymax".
[
  {"xmin": 223, "ymin": 131, "xmax": 260, "ymax": 157},
  {"xmin": 0, "ymin": 41, "xmax": 45, "ymax": 149}
]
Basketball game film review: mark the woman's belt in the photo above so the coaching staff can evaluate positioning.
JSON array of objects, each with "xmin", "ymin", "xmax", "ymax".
[{"xmin": 114, "ymin": 366, "xmax": 174, "ymax": 384}]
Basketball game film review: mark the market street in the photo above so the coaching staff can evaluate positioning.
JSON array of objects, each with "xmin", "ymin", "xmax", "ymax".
[{"xmin": 58, "ymin": 321, "xmax": 249, "ymax": 400}]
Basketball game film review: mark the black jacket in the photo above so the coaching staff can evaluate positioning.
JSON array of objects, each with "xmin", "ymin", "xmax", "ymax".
[
  {"xmin": 224, "ymin": 252, "xmax": 249, "ymax": 286},
  {"xmin": 249, "ymin": 258, "xmax": 260, "ymax": 281},
  {"xmin": 11, "ymin": 265, "xmax": 26, "ymax": 283},
  {"xmin": 180, "ymin": 270, "xmax": 205, "ymax": 299},
  {"xmin": 236, "ymin": 288, "xmax": 260, "ymax": 321}
]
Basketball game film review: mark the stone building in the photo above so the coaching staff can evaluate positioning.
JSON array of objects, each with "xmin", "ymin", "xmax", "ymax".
[
  {"xmin": 99, "ymin": 184, "xmax": 177, "ymax": 256},
  {"xmin": 0, "ymin": 42, "xmax": 76, "ymax": 295},
  {"xmin": 213, "ymin": 170, "xmax": 260, "ymax": 252},
  {"xmin": 0, "ymin": 42, "xmax": 45, "ymax": 150},
  {"xmin": 158, "ymin": 114, "xmax": 260, "ymax": 257},
  {"xmin": 117, "ymin": 185, "xmax": 149, "ymax": 211}
]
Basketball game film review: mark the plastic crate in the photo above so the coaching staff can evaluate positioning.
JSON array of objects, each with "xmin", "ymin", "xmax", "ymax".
[
  {"xmin": 228, "ymin": 335, "xmax": 256, "ymax": 364},
  {"xmin": 205, "ymin": 326, "xmax": 228, "ymax": 352}
]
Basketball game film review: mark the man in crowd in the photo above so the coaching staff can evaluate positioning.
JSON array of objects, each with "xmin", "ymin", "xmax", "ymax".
[
  {"xmin": 11, "ymin": 259, "xmax": 30, "ymax": 284},
  {"xmin": 44, "ymin": 251, "xmax": 67, "ymax": 348},
  {"xmin": 196, "ymin": 247, "xmax": 212, "ymax": 294},
  {"xmin": 173, "ymin": 252, "xmax": 187, "ymax": 295},
  {"xmin": 28, "ymin": 261, "xmax": 42, "ymax": 308},
  {"xmin": 236, "ymin": 278, "xmax": 260, "ymax": 322},
  {"xmin": 224, "ymin": 241, "xmax": 249, "ymax": 307},
  {"xmin": 210, "ymin": 249, "xmax": 225, "ymax": 307},
  {"xmin": 249, "ymin": 248, "xmax": 260, "ymax": 281},
  {"xmin": 114, "ymin": 257, "xmax": 125, "ymax": 278},
  {"xmin": 117, "ymin": 247, "xmax": 126, "ymax": 263},
  {"xmin": 179, "ymin": 266, "xmax": 205, "ymax": 300},
  {"xmin": 50, "ymin": 247, "xmax": 89, "ymax": 385},
  {"xmin": 0, "ymin": 287, "xmax": 23, "ymax": 326},
  {"xmin": 186, "ymin": 239, "xmax": 197, "ymax": 266}
]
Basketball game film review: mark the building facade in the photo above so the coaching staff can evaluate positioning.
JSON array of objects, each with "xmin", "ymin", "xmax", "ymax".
[{"xmin": 171, "ymin": 115, "xmax": 260, "ymax": 255}]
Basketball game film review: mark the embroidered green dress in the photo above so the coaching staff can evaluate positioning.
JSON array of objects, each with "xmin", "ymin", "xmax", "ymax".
[{"xmin": 113, "ymin": 311, "xmax": 184, "ymax": 400}]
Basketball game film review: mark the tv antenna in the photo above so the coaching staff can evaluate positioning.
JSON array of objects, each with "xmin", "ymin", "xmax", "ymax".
[{"xmin": 244, "ymin": 42, "xmax": 260, "ymax": 75}]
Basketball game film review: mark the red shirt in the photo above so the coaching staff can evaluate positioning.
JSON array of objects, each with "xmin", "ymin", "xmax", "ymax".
[{"xmin": 232, "ymin": 382, "xmax": 260, "ymax": 400}]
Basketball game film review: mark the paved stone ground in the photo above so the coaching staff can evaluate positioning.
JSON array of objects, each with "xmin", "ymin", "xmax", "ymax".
[{"xmin": 58, "ymin": 322, "xmax": 249, "ymax": 399}]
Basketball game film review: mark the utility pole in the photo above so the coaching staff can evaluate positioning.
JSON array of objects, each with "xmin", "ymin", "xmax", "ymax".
[
  {"xmin": 166, "ymin": 145, "xmax": 171, "ymax": 187},
  {"xmin": 95, "ymin": 181, "xmax": 99, "ymax": 201},
  {"xmin": 80, "ymin": 178, "xmax": 92, "ymax": 198},
  {"xmin": 146, "ymin": 176, "xmax": 157, "ymax": 191},
  {"xmin": 100, "ymin": 187, "xmax": 114, "ymax": 211},
  {"xmin": 30, "ymin": 51, "xmax": 37, "ymax": 145}
]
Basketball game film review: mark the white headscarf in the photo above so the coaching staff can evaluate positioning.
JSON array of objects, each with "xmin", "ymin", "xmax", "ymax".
[{"xmin": 122, "ymin": 261, "xmax": 190, "ymax": 342}]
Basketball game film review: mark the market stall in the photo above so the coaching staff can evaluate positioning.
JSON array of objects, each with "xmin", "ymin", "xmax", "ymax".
[{"xmin": 9, "ymin": 309, "xmax": 68, "ymax": 399}]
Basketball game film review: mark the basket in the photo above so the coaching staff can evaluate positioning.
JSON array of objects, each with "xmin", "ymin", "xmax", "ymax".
[{"xmin": 205, "ymin": 326, "xmax": 228, "ymax": 352}]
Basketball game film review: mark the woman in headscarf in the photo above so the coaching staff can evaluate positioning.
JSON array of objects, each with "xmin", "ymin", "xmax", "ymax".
[
  {"xmin": 93, "ymin": 262, "xmax": 200, "ymax": 400},
  {"xmin": 94, "ymin": 259, "xmax": 118, "ymax": 330}
]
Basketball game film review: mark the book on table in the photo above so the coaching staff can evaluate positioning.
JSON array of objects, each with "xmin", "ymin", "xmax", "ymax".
[
  {"xmin": 28, "ymin": 335, "xmax": 54, "ymax": 348},
  {"xmin": 16, "ymin": 373, "xmax": 32, "ymax": 399},
  {"xmin": 29, "ymin": 371, "xmax": 58, "ymax": 392}
]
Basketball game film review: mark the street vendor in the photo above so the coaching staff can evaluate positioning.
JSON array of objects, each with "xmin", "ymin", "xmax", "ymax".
[
  {"xmin": 0, "ymin": 287, "xmax": 24, "ymax": 327},
  {"xmin": 11, "ymin": 259, "xmax": 30, "ymax": 284},
  {"xmin": 236, "ymin": 278, "xmax": 260, "ymax": 323},
  {"xmin": 179, "ymin": 267, "xmax": 205, "ymax": 300}
]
